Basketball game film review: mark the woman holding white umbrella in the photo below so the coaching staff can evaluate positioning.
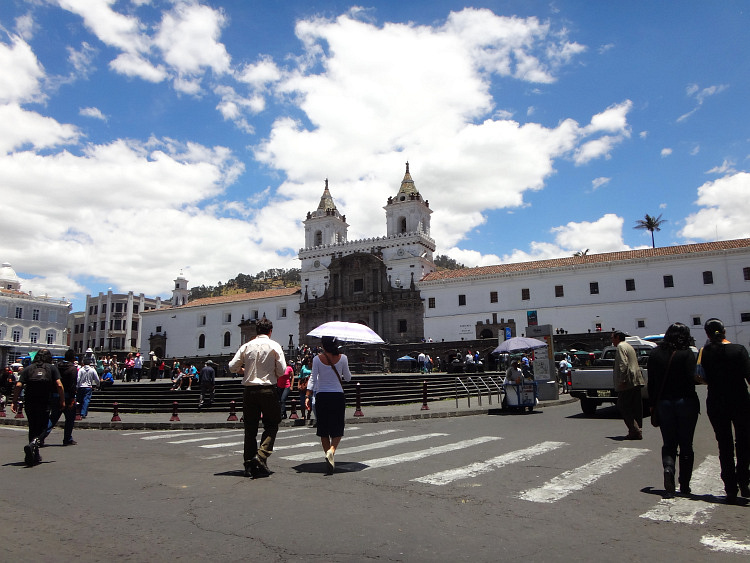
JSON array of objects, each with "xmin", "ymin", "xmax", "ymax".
[{"xmin": 305, "ymin": 336, "xmax": 352, "ymax": 474}]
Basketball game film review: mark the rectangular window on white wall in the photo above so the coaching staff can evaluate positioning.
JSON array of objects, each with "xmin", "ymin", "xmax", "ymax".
[
  {"xmin": 15, "ymin": 307, "xmax": 23, "ymax": 319},
  {"xmin": 12, "ymin": 329, "xmax": 21, "ymax": 342},
  {"xmin": 223, "ymin": 312, "xmax": 232, "ymax": 323},
  {"xmin": 32, "ymin": 309, "xmax": 40, "ymax": 321},
  {"xmin": 279, "ymin": 308, "xmax": 287, "ymax": 318},
  {"xmin": 30, "ymin": 330, "xmax": 39, "ymax": 344},
  {"xmin": 47, "ymin": 332, "xmax": 55, "ymax": 345}
]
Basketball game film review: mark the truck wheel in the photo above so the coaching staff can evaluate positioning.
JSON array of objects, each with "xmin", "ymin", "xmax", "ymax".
[{"xmin": 580, "ymin": 398, "xmax": 597, "ymax": 416}]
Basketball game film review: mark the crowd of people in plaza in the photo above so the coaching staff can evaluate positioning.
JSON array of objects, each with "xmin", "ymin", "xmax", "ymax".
[{"xmin": 3, "ymin": 316, "xmax": 748, "ymax": 505}]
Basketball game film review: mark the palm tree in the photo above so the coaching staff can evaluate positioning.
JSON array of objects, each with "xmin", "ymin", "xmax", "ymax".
[{"xmin": 634, "ymin": 214, "xmax": 667, "ymax": 248}]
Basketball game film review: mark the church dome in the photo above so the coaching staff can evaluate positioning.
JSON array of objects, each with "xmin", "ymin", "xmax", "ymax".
[{"xmin": 0, "ymin": 262, "xmax": 21, "ymax": 290}]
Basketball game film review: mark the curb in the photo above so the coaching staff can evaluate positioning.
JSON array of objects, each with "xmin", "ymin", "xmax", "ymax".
[{"xmin": 0, "ymin": 395, "xmax": 576, "ymax": 431}]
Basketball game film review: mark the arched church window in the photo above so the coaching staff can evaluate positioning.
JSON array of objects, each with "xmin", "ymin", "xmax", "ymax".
[
  {"xmin": 314, "ymin": 230, "xmax": 323, "ymax": 246},
  {"xmin": 224, "ymin": 331, "xmax": 231, "ymax": 347},
  {"xmin": 198, "ymin": 334, "xmax": 205, "ymax": 349},
  {"xmin": 399, "ymin": 217, "xmax": 407, "ymax": 233}
]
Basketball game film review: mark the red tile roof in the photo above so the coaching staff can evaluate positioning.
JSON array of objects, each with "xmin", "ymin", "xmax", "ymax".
[
  {"xmin": 169, "ymin": 287, "xmax": 300, "ymax": 309},
  {"xmin": 420, "ymin": 239, "xmax": 750, "ymax": 282}
]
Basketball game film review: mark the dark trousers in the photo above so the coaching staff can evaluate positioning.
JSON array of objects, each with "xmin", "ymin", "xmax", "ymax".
[
  {"xmin": 617, "ymin": 386, "xmax": 643, "ymax": 434},
  {"xmin": 199, "ymin": 382, "xmax": 214, "ymax": 408},
  {"xmin": 707, "ymin": 399, "xmax": 750, "ymax": 494},
  {"xmin": 242, "ymin": 386, "xmax": 281, "ymax": 466},
  {"xmin": 45, "ymin": 392, "xmax": 76, "ymax": 444},
  {"xmin": 658, "ymin": 396, "xmax": 699, "ymax": 486},
  {"xmin": 25, "ymin": 402, "xmax": 49, "ymax": 444}
]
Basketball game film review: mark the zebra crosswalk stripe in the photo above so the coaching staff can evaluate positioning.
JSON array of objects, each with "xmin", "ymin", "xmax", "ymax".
[
  {"xmin": 518, "ymin": 447, "xmax": 648, "ymax": 503},
  {"xmin": 281, "ymin": 433, "xmax": 449, "ymax": 462},
  {"xmin": 701, "ymin": 534, "xmax": 750, "ymax": 554},
  {"xmin": 639, "ymin": 456, "xmax": 724, "ymax": 524},
  {"xmin": 361, "ymin": 436, "xmax": 502, "ymax": 470},
  {"xmin": 413, "ymin": 441, "xmax": 566, "ymax": 486}
]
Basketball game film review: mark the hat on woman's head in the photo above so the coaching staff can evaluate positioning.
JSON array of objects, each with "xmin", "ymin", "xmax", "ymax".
[{"xmin": 321, "ymin": 336, "xmax": 342, "ymax": 354}]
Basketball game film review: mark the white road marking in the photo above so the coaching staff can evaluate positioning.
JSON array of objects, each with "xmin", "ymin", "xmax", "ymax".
[
  {"xmin": 140, "ymin": 429, "xmax": 240, "ymax": 441},
  {"xmin": 701, "ymin": 534, "xmax": 750, "ymax": 554},
  {"xmin": 639, "ymin": 456, "xmax": 724, "ymax": 524},
  {"xmin": 413, "ymin": 441, "xmax": 566, "ymax": 486},
  {"xmin": 0, "ymin": 425, "xmax": 28, "ymax": 432},
  {"xmin": 199, "ymin": 428, "xmax": 397, "ymax": 450},
  {"xmin": 361, "ymin": 436, "xmax": 502, "ymax": 470},
  {"xmin": 281, "ymin": 433, "xmax": 449, "ymax": 462},
  {"xmin": 518, "ymin": 447, "xmax": 648, "ymax": 503}
]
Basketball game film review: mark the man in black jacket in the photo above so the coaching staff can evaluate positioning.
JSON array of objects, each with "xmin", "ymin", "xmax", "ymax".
[
  {"xmin": 198, "ymin": 360, "xmax": 216, "ymax": 410},
  {"xmin": 41, "ymin": 348, "xmax": 79, "ymax": 446},
  {"xmin": 11, "ymin": 349, "xmax": 64, "ymax": 466}
]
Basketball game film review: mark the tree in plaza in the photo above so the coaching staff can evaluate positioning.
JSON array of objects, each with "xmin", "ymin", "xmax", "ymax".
[{"xmin": 634, "ymin": 213, "xmax": 667, "ymax": 248}]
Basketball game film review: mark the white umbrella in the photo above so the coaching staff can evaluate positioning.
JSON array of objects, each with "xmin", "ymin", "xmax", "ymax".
[
  {"xmin": 307, "ymin": 321, "xmax": 385, "ymax": 344},
  {"xmin": 492, "ymin": 336, "xmax": 548, "ymax": 354}
]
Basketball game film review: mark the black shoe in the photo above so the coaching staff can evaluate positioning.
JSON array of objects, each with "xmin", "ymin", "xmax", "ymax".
[
  {"xmin": 664, "ymin": 469, "xmax": 676, "ymax": 494},
  {"xmin": 739, "ymin": 484, "xmax": 750, "ymax": 498},
  {"xmin": 244, "ymin": 464, "xmax": 257, "ymax": 478},
  {"xmin": 63, "ymin": 439, "xmax": 78, "ymax": 446},
  {"xmin": 679, "ymin": 484, "xmax": 691, "ymax": 495},
  {"xmin": 24, "ymin": 444, "xmax": 34, "ymax": 467},
  {"xmin": 726, "ymin": 493, "xmax": 739, "ymax": 505},
  {"xmin": 38, "ymin": 438, "xmax": 46, "ymax": 448},
  {"xmin": 254, "ymin": 455, "xmax": 270, "ymax": 476}
]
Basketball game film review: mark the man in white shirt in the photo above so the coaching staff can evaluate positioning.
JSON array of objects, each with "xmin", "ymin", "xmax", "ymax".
[
  {"xmin": 228, "ymin": 318, "xmax": 286, "ymax": 478},
  {"xmin": 76, "ymin": 358, "xmax": 100, "ymax": 419}
]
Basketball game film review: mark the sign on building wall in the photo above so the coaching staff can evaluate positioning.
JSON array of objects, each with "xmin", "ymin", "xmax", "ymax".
[{"xmin": 527, "ymin": 310, "xmax": 538, "ymax": 326}]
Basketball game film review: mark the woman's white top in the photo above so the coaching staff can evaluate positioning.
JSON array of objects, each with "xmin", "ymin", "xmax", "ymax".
[{"xmin": 309, "ymin": 354, "xmax": 352, "ymax": 394}]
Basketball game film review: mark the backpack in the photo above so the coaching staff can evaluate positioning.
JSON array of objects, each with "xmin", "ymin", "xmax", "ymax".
[{"xmin": 28, "ymin": 363, "xmax": 51, "ymax": 383}]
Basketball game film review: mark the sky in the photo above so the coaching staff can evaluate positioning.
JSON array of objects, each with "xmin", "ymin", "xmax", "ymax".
[{"xmin": 1, "ymin": 0, "xmax": 749, "ymax": 313}]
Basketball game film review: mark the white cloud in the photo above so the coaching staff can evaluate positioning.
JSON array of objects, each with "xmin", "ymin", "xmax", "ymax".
[
  {"xmin": 678, "ymin": 82, "xmax": 729, "ymax": 123},
  {"xmin": 79, "ymin": 106, "xmax": 107, "ymax": 121},
  {"xmin": 661, "ymin": 148, "xmax": 672, "ymax": 157},
  {"xmin": 109, "ymin": 52, "xmax": 167, "ymax": 82},
  {"xmin": 0, "ymin": 34, "xmax": 45, "ymax": 104},
  {"xmin": 680, "ymin": 172, "xmax": 750, "ymax": 240},
  {"xmin": 706, "ymin": 159, "xmax": 735, "ymax": 175},
  {"xmin": 0, "ymin": 104, "xmax": 79, "ymax": 152},
  {"xmin": 253, "ymin": 11, "xmax": 627, "ymax": 253},
  {"xmin": 15, "ymin": 13, "xmax": 35, "ymax": 40},
  {"xmin": 591, "ymin": 177, "xmax": 610, "ymax": 190},
  {"xmin": 154, "ymin": 2, "xmax": 231, "ymax": 78}
]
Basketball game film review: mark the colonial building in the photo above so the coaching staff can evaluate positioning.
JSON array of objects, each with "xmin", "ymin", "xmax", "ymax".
[
  {"xmin": 72, "ymin": 288, "xmax": 163, "ymax": 356},
  {"xmin": 140, "ymin": 273, "xmax": 300, "ymax": 360},
  {"xmin": 0, "ymin": 262, "xmax": 71, "ymax": 364},
  {"xmin": 139, "ymin": 164, "xmax": 750, "ymax": 361},
  {"xmin": 418, "ymin": 240, "xmax": 750, "ymax": 348},
  {"xmin": 297, "ymin": 164, "xmax": 435, "ymax": 344}
]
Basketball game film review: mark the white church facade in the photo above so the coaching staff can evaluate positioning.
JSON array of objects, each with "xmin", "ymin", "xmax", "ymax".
[{"xmin": 138, "ymin": 165, "xmax": 750, "ymax": 359}]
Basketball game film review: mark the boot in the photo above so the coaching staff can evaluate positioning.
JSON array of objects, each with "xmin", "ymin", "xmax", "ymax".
[
  {"xmin": 662, "ymin": 453, "xmax": 676, "ymax": 494},
  {"xmin": 678, "ymin": 452, "xmax": 694, "ymax": 494}
]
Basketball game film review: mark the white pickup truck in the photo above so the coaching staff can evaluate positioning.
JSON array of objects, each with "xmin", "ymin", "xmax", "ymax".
[{"xmin": 568, "ymin": 338, "xmax": 655, "ymax": 416}]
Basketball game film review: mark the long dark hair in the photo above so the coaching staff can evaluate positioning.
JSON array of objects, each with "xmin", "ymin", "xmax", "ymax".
[
  {"xmin": 704, "ymin": 318, "xmax": 725, "ymax": 345},
  {"xmin": 660, "ymin": 322, "xmax": 694, "ymax": 351}
]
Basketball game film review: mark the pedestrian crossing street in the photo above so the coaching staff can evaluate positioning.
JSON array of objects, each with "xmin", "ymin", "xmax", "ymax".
[{"xmin": 122, "ymin": 425, "xmax": 750, "ymax": 554}]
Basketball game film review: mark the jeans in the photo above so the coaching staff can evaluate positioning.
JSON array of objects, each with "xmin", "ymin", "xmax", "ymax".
[
  {"xmin": 658, "ymin": 396, "xmax": 699, "ymax": 487},
  {"xmin": 242, "ymin": 386, "xmax": 281, "ymax": 466},
  {"xmin": 278, "ymin": 386, "xmax": 291, "ymax": 418},
  {"xmin": 45, "ymin": 392, "xmax": 76, "ymax": 443},
  {"xmin": 76, "ymin": 387, "xmax": 93, "ymax": 417}
]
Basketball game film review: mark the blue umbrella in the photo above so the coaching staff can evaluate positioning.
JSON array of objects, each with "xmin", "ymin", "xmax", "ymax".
[{"xmin": 397, "ymin": 355, "xmax": 416, "ymax": 361}]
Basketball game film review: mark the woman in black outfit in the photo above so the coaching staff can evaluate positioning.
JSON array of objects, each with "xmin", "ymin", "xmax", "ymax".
[
  {"xmin": 700, "ymin": 318, "xmax": 750, "ymax": 503},
  {"xmin": 647, "ymin": 323, "xmax": 699, "ymax": 495}
]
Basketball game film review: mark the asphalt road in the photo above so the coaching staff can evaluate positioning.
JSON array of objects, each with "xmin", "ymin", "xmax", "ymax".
[{"xmin": 2, "ymin": 388, "xmax": 748, "ymax": 562}]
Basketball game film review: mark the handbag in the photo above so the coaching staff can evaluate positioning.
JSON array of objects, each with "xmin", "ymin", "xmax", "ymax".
[
  {"xmin": 694, "ymin": 347, "xmax": 706, "ymax": 382},
  {"xmin": 650, "ymin": 351, "xmax": 675, "ymax": 427}
]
